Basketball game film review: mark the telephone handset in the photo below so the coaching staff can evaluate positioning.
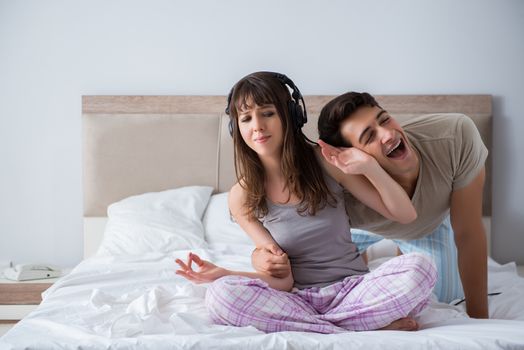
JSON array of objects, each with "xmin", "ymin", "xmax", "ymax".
[{"xmin": 3, "ymin": 263, "xmax": 62, "ymax": 281}]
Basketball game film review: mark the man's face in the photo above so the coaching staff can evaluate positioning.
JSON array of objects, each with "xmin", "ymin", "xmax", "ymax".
[{"xmin": 339, "ymin": 106, "xmax": 418, "ymax": 177}]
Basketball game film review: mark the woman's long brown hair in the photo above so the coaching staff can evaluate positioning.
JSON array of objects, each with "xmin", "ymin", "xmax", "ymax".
[{"xmin": 228, "ymin": 72, "xmax": 337, "ymax": 219}]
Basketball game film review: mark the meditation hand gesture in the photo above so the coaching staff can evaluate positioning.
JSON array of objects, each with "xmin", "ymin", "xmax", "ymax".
[
  {"xmin": 318, "ymin": 140, "xmax": 378, "ymax": 175},
  {"xmin": 175, "ymin": 252, "xmax": 228, "ymax": 284}
]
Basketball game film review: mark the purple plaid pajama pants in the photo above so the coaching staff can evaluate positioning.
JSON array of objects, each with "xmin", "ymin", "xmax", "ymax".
[{"xmin": 205, "ymin": 252, "xmax": 437, "ymax": 333}]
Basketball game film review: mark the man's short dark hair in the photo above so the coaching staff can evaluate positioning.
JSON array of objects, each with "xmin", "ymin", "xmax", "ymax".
[{"xmin": 318, "ymin": 92, "xmax": 380, "ymax": 147}]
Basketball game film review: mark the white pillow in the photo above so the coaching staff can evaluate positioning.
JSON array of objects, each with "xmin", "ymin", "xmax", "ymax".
[
  {"xmin": 96, "ymin": 186, "xmax": 213, "ymax": 256},
  {"xmin": 203, "ymin": 192, "xmax": 254, "ymax": 247}
]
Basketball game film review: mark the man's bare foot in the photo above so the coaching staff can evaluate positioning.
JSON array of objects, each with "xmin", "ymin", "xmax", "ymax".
[{"xmin": 379, "ymin": 317, "xmax": 418, "ymax": 331}]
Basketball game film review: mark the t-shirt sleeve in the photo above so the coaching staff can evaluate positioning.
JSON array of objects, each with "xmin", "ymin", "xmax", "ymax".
[{"xmin": 452, "ymin": 115, "xmax": 488, "ymax": 190}]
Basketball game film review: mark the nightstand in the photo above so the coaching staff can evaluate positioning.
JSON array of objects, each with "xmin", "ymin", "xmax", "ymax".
[{"xmin": 0, "ymin": 275, "xmax": 62, "ymax": 322}]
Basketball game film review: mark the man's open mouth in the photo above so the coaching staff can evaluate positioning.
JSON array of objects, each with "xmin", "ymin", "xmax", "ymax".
[{"xmin": 386, "ymin": 139, "xmax": 407, "ymax": 159}]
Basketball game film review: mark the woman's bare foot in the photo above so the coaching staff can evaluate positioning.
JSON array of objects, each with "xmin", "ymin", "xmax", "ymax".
[{"xmin": 379, "ymin": 317, "xmax": 418, "ymax": 331}]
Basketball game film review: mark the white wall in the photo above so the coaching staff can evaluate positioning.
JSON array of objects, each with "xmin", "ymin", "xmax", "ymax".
[{"xmin": 0, "ymin": 0, "xmax": 522, "ymax": 267}]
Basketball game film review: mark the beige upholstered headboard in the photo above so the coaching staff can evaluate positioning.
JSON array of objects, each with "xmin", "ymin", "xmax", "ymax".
[{"xmin": 82, "ymin": 95, "xmax": 492, "ymax": 257}]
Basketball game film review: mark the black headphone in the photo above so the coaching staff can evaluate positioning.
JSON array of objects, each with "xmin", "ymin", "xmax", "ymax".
[{"xmin": 224, "ymin": 72, "xmax": 307, "ymax": 136}]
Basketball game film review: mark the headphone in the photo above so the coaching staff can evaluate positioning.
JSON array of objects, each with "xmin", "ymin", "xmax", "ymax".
[{"xmin": 224, "ymin": 72, "xmax": 307, "ymax": 136}]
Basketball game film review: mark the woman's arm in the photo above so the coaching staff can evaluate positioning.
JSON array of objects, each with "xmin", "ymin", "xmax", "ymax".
[
  {"xmin": 229, "ymin": 183, "xmax": 292, "ymax": 277},
  {"xmin": 228, "ymin": 182, "xmax": 293, "ymax": 279},
  {"xmin": 176, "ymin": 252, "xmax": 294, "ymax": 291},
  {"xmin": 228, "ymin": 182, "xmax": 278, "ymax": 247},
  {"xmin": 317, "ymin": 141, "xmax": 416, "ymax": 224}
]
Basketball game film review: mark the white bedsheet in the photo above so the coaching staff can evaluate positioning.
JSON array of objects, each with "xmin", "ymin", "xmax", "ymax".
[{"xmin": 2, "ymin": 246, "xmax": 524, "ymax": 350}]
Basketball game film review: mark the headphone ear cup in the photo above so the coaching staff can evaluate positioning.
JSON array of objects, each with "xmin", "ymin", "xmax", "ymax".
[
  {"xmin": 226, "ymin": 88, "xmax": 234, "ymax": 137},
  {"xmin": 225, "ymin": 88, "xmax": 233, "ymax": 115},
  {"xmin": 288, "ymin": 101, "xmax": 305, "ymax": 130},
  {"xmin": 228, "ymin": 119, "xmax": 234, "ymax": 137}
]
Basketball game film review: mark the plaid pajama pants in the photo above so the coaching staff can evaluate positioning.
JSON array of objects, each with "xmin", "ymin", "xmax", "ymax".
[
  {"xmin": 205, "ymin": 252, "xmax": 437, "ymax": 333},
  {"xmin": 351, "ymin": 216, "xmax": 463, "ymax": 303}
]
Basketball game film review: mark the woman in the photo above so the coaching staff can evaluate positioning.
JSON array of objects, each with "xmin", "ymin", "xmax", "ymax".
[{"xmin": 175, "ymin": 72, "xmax": 436, "ymax": 333}]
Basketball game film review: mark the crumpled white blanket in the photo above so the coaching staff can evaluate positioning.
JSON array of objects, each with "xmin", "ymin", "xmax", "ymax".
[
  {"xmin": 75, "ymin": 254, "xmax": 522, "ymax": 338},
  {"xmin": 1, "ymin": 250, "xmax": 523, "ymax": 350},
  {"xmin": 86, "ymin": 284, "xmax": 214, "ymax": 337}
]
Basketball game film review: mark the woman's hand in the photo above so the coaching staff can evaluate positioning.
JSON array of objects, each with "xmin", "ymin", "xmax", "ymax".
[
  {"xmin": 252, "ymin": 244, "xmax": 291, "ymax": 278},
  {"xmin": 318, "ymin": 139, "xmax": 378, "ymax": 175},
  {"xmin": 175, "ymin": 252, "xmax": 228, "ymax": 284}
]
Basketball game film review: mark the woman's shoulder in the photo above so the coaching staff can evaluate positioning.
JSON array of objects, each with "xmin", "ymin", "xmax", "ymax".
[
  {"xmin": 229, "ymin": 181, "xmax": 244, "ymax": 197},
  {"xmin": 229, "ymin": 182, "xmax": 247, "ymax": 209}
]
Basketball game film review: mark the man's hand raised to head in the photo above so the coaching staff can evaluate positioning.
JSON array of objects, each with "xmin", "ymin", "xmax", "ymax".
[{"xmin": 251, "ymin": 244, "xmax": 291, "ymax": 278}]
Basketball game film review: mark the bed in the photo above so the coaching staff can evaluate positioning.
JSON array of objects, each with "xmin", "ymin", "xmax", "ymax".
[{"xmin": 2, "ymin": 95, "xmax": 524, "ymax": 349}]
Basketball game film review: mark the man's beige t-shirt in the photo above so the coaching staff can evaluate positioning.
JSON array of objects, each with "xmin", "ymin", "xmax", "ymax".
[{"xmin": 345, "ymin": 113, "xmax": 488, "ymax": 240}]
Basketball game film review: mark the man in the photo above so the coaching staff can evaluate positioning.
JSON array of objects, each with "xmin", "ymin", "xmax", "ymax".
[{"xmin": 252, "ymin": 92, "xmax": 488, "ymax": 318}]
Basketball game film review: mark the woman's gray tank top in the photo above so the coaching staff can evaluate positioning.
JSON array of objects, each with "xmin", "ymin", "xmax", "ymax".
[{"xmin": 262, "ymin": 174, "xmax": 369, "ymax": 289}]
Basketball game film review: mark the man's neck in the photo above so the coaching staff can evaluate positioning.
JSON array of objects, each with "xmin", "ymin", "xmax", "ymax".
[
  {"xmin": 392, "ymin": 153, "xmax": 420, "ymax": 198},
  {"xmin": 395, "ymin": 173, "xmax": 418, "ymax": 198}
]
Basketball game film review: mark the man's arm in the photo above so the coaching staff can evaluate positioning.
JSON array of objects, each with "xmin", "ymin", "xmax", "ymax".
[{"xmin": 450, "ymin": 167, "xmax": 488, "ymax": 318}]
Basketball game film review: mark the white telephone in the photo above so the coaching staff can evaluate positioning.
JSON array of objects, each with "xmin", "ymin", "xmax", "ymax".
[{"xmin": 3, "ymin": 263, "xmax": 62, "ymax": 281}]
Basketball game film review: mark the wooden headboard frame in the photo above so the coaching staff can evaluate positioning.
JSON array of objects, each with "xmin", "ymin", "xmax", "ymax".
[{"xmin": 82, "ymin": 95, "xmax": 492, "ymax": 258}]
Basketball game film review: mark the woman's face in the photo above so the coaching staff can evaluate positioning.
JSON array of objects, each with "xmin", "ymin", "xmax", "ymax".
[{"xmin": 236, "ymin": 98, "xmax": 284, "ymax": 159}]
